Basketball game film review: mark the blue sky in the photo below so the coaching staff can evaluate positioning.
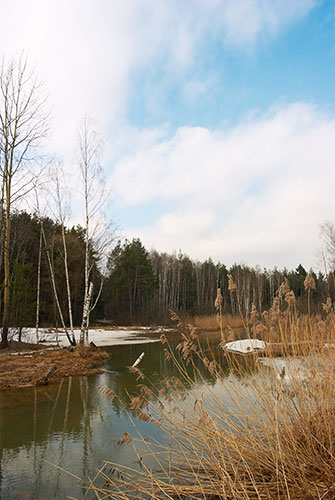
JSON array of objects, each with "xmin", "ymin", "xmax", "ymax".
[
  {"xmin": 1, "ymin": 0, "xmax": 335, "ymax": 269},
  {"xmin": 127, "ymin": 1, "xmax": 335, "ymax": 131}
]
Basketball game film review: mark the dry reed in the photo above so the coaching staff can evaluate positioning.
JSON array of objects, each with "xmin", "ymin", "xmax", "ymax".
[
  {"xmin": 87, "ymin": 277, "xmax": 335, "ymax": 500},
  {"xmin": 190, "ymin": 313, "xmax": 245, "ymax": 332}
]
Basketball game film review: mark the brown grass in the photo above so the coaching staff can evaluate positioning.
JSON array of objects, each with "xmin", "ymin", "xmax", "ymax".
[
  {"xmin": 189, "ymin": 313, "xmax": 245, "ymax": 332},
  {"xmin": 0, "ymin": 344, "xmax": 109, "ymax": 391},
  {"xmin": 82, "ymin": 279, "xmax": 335, "ymax": 499}
]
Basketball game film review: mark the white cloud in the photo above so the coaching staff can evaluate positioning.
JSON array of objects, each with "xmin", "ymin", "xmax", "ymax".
[
  {"xmin": 0, "ymin": 1, "xmax": 317, "ymax": 156},
  {"xmin": 210, "ymin": 0, "xmax": 317, "ymax": 46},
  {"xmin": 0, "ymin": 1, "xmax": 322, "ymax": 268},
  {"xmin": 115, "ymin": 103, "xmax": 335, "ymax": 268}
]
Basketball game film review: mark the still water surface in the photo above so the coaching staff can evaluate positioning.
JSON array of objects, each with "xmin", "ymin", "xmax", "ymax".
[{"xmin": 0, "ymin": 337, "xmax": 247, "ymax": 500}]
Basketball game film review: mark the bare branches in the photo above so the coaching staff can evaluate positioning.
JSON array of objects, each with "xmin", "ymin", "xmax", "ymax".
[
  {"xmin": 0, "ymin": 55, "xmax": 49, "ymax": 191},
  {"xmin": 77, "ymin": 115, "xmax": 112, "ymax": 344},
  {"xmin": 77, "ymin": 115, "xmax": 112, "ymax": 253},
  {"xmin": 0, "ymin": 54, "xmax": 49, "ymax": 348}
]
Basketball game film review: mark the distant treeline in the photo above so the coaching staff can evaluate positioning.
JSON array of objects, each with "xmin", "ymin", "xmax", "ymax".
[
  {"xmin": 1, "ymin": 211, "xmax": 334, "ymax": 327},
  {"xmin": 105, "ymin": 238, "xmax": 334, "ymax": 324}
]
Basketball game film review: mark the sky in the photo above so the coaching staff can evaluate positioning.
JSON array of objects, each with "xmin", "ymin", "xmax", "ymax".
[{"xmin": 1, "ymin": 0, "xmax": 335, "ymax": 270}]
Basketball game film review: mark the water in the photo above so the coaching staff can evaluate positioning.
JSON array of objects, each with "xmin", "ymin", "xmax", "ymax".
[{"xmin": 0, "ymin": 338, "xmax": 246, "ymax": 500}]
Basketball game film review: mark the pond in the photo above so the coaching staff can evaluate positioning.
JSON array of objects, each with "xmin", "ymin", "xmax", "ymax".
[{"xmin": 0, "ymin": 335, "xmax": 250, "ymax": 500}]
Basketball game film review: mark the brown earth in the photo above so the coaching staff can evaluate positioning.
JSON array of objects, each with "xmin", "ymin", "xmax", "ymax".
[{"xmin": 0, "ymin": 342, "xmax": 109, "ymax": 391}]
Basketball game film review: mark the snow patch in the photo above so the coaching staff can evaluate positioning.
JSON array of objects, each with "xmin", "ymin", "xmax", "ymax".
[
  {"xmin": 224, "ymin": 339, "xmax": 266, "ymax": 354},
  {"xmin": 9, "ymin": 327, "xmax": 163, "ymax": 347},
  {"xmin": 259, "ymin": 357, "xmax": 316, "ymax": 383}
]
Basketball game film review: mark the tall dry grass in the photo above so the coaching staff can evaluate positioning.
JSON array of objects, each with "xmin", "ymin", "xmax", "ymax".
[
  {"xmin": 188, "ymin": 313, "xmax": 244, "ymax": 332},
  {"xmin": 88, "ymin": 274, "xmax": 335, "ymax": 500}
]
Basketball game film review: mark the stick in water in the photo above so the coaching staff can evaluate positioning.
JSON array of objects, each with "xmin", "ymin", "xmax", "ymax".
[{"xmin": 132, "ymin": 352, "xmax": 145, "ymax": 368}]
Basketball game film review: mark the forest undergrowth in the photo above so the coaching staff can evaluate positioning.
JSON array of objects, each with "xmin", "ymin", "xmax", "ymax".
[{"xmin": 86, "ymin": 270, "xmax": 335, "ymax": 500}]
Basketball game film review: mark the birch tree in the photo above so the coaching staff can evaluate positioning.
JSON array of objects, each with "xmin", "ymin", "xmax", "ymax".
[
  {"xmin": 35, "ymin": 224, "xmax": 42, "ymax": 343},
  {"xmin": 0, "ymin": 55, "xmax": 48, "ymax": 348},
  {"xmin": 35, "ymin": 193, "xmax": 76, "ymax": 347},
  {"xmin": 77, "ymin": 116, "xmax": 109, "ymax": 344},
  {"xmin": 49, "ymin": 165, "xmax": 76, "ymax": 345},
  {"xmin": 40, "ymin": 221, "xmax": 74, "ymax": 345}
]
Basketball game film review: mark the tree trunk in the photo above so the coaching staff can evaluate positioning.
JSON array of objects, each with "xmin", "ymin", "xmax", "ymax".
[
  {"xmin": 35, "ymin": 227, "xmax": 42, "ymax": 343},
  {"xmin": 61, "ymin": 224, "xmax": 76, "ymax": 345},
  {"xmin": 80, "ymin": 281, "xmax": 93, "ymax": 344},
  {"xmin": 1, "ymin": 184, "xmax": 11, "ymax": 348},
  {"xmin": 41, "ymin": 222, "xmax": 75, "ymax": 346},
  {"xmin": 0, "ymin": 56, "xmax": 48, "ymax": 348}
]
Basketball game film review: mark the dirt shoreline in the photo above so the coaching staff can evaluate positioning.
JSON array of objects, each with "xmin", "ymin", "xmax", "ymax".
[{"xmin": 0, "ymin": 341, "xmax": 109, "ymax": 391}]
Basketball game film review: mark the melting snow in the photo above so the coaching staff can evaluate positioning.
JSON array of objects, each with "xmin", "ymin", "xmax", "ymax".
[
  {"xmin": 259, "ymin": 357, "xmax": 316, "ymax": 382},
  {"xmin": 224, "ymin": 339, "xmax": 266, "ymax": 354},
  {"xmin": 9, "ymin": 327, "xmax": 164, "ymax": 347}
]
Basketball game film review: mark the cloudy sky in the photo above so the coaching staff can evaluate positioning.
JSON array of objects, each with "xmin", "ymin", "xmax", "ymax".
[{"xmin": 1, "ymin": 0, "xmax": 335, "ymax": 269}]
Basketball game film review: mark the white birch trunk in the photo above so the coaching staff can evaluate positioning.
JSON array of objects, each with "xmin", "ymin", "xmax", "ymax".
[
  {"xmin": 77, "ymin": 115, "xmax": 109, "ymax": 344},
  {"xmin": 80, "ymin": 148, "xmax": 90, "ymax": 344},
  {"xmin": 61, "ymin": 223, "xmax": 76, "ymax": 345},
  {"xmin": 80, "ymin": 281, "xmax": 93, "ymax": 345},
  {"xmin": 53, "ymin": 166, "xmax": 76, "ymax": 346},
  {"xmin": 35, "ymin": 227, "xmax": 42, "ymax": 343},
  {"xmin": 41, "ymin": 222, "xmax": 74, "ymax": 346}
]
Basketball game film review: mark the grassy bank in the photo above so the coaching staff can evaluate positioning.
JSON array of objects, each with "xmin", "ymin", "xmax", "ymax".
[
  {"xmin": 0, "ymin": 344, "xmax": 109, "ymax": 390},
  {"xmin": 87, "ymin": 274, "xmax": 335, "ymax": 499}
]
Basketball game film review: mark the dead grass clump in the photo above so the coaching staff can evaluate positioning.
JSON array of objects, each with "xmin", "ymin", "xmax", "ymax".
[
  {"xmin": 0, "ymin": 345, "xmax": 109, "ymax": 390},
  {"xmin": 89, "ymin": 277, "xmax": 335, "ymax": 500}
]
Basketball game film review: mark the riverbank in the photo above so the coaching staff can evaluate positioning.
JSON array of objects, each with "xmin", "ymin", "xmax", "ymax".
[
  {"xmin": 0, "ymin": 342, "xmax": 109, "ymax": 391},
  {"xmin": 8, "ymin": 325, "xmax": 168, "ymax": 346}
]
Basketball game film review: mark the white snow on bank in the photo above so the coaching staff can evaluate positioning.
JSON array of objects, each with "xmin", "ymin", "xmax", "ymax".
[
  {"xmin": 259, "ymin": 356, "xmax": 321, "ymax": 383},
  {"xmin": 223, "ymin": 339, "xmax": 266, "ymax": 354},
  {"xmin": 9, "ymin": 327, "xmax": 167, "ymax": 347}
]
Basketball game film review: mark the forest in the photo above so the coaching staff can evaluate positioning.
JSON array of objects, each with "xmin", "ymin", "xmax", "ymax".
[{"xmin": 1, "ymin": 209, "xmax": 334, "ymax": 330}]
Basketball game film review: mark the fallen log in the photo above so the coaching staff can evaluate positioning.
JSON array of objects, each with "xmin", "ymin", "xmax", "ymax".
[{"xmin": 36, "ymin": 365, "xmax": 57, "ymax": 386}]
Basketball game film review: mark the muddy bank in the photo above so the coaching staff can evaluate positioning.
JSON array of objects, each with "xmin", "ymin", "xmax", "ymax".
[{"xmin": 0, "ymin": 342, "xmax": 109, "ymax": 391}]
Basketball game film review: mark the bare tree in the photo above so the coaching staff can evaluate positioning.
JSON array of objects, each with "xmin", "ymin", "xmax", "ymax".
[
  {"xmin": 0, "ymin": 174, "xmax": 5, "ymax": 320},
  {"xmin": 77, "ymin": 115, "xmax": 111, "ymax": 344},
  {"xmin": 34, "ymin": 193, "xmax": 75, "ymax": 347},
  {"xmin": 0, "ymin": 55, "xmax": 48, "ymax": 348},
  {"xmin": 40, "ymin": 220, "xmax": 75, "ymax": 346},
  {"xmin": 35, "ymin": 224, "xmax": 42, "ymax": 343},
  {"xmin": 49, "ymin": 164, "xmax": 76, "ymax": 345}
]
